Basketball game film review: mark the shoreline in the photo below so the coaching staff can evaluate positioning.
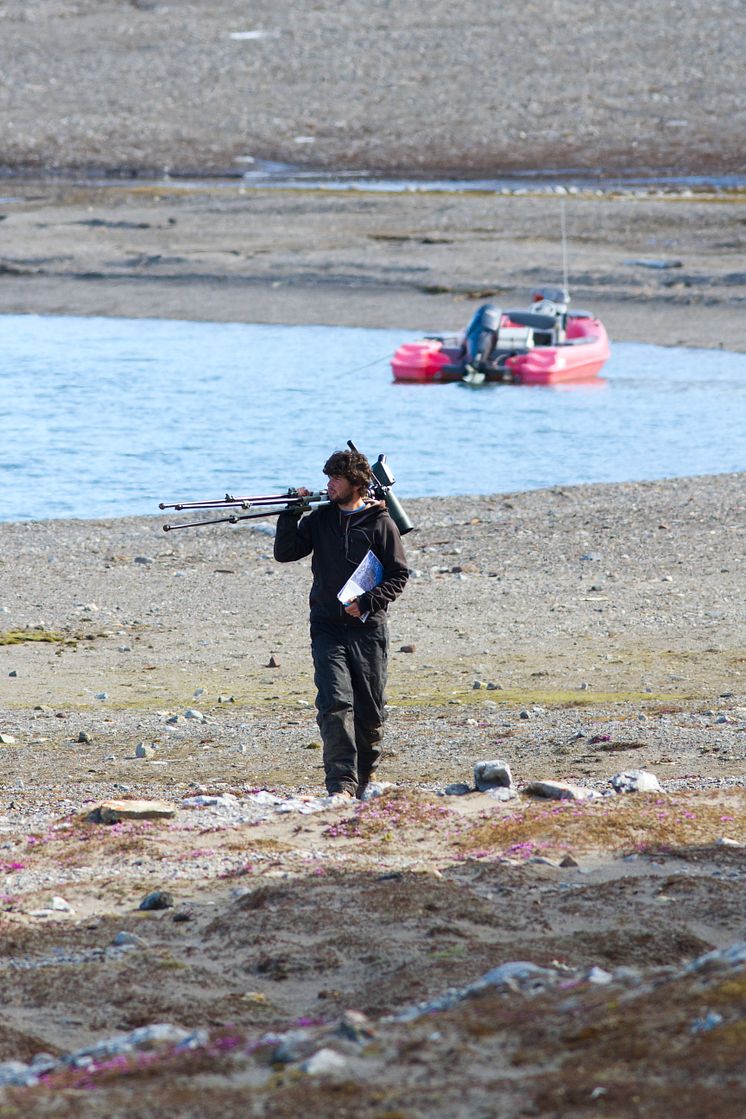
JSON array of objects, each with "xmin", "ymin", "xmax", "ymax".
[{"xmin": 1, "ymin": 179, "xmax": 745, "ymax": 351}]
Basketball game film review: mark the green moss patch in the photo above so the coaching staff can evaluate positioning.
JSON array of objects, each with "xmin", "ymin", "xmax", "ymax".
[{"xmin": 0, "ymin": 629, "xmax": 66, "ymax": 645}]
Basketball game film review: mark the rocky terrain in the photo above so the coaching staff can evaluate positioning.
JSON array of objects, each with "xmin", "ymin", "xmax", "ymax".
[
  {"xmin": 1, "ymin": 1, "xmax": 744, "ymax": 179},
  {"xmin": 1, "ymin": 475, "xmax": 745, "ymax": 1116}
]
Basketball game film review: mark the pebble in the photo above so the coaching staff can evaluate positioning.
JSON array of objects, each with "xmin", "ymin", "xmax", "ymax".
[
  {"xmin": 113, "ymin": 931, "xmax": 147, "ymax": 948},
  {"xmin": 337, "ymin": 1010, "xmax": 375, "ymax": 1042},
  {"xmin": 135, "ymin": 742, "xmax": 157, "ymax": 759},
  {"xmin": 301, "ymin": 1047, "xmax": 349, "ymax": 1075},
  {"xmin": 690, "ymin": 1010, "xmax": 724, "ymax": 1034},
  {"xmin": 586, "ymin": 966, "xmax": 613, "ymax": 985},
  {"xmin": 486, "ymin": 786, "xmax": 518, "ymax": 802},
  {"xmin": 0, "ymin": 734, "xmax": 17, "ymax": 745},
  {"xmin": 444, "ymin": 782, "xmax": 472, "ymax": 796}
]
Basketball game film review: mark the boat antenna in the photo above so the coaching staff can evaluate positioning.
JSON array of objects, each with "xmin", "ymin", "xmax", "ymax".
[{"xmin": 560, "ymin": 197, "xmax": 570, "ymax": 299}]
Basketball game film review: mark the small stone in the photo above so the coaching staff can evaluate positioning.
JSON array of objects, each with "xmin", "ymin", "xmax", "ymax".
[
  {"xmin": 691, "ymin": 1010, "xmax": 724, "ymax": 1034},
  {"xmin": 301, "ymin": 1048, "xmax": 348, "ymax": 1075},
  {"xmin": 0, "ymin": 1060, "xmax": 36, "ymax": 1088},
  {"xmin": 486, "ymin": 682, "xmax": 503, "ymax": 690},
  {"xmin": 134, "ymin": 556, "xmax": 153, "ymax": 565},
  {"xmin": 474, "ymin": 759, "xmax": 514, "ymax": 791},
  {"xmin": 337, "ymin": 1009, "xmax": 375, "ymax": 1041},
  {"xmin": 399, "ymin": 644, "xmax": 416, "ymax": 653},
  {"xmin": 138, "ymin": 890, "xmax": 174, "ymax": 911},
  {"xmin": 559, "ymin": 854, "xmax": 579, "ymax": 868},
  {"xmin": 444, "ymin": 782, "xmax": 472, "ymax": 796},
  {"xmin": 50, "ymin": 896, "xmax": 73, "ymax": 912},
  {"xmin": 94, "ymin": 692, "xmax": 108, "ymax": 701},
  {"xmin": 267, "ymin": 655, "xmax": 280, "ymax": 668},
  {"xmin": 0, "ymin": 734, "xmax": 17, "ymax": 745},
  {"xmin": 486, "ymin": 786, "xmax": 517, "ymax": 802},
  {"xmin": 471, "ymin": 961, "xmax": 558, "ymax": 993},
  {"xmin": 165, "ymin": 714, "xmax": 184, "ymax": 725},
  {"xmin": 8, "ymin": 670, "xmax": 18, "ymax": 678},
  {"xmin": 78, "ymin": 731, "xmax": 92, "ymax": 744},
  {"xmin": 716, "ymin": 837, "xmax": 742, "ymax": 847},
  {"xmin": 135, "ymin": 743, "xmax": 157, "ymax": 759},
  {"xmin": 184, "ymin": 708, "xmax": 205, "ymax": 721},
  {"xmin": 113, "ymin": 931, "xmax": 147, "ymax": 947},
  {"xmin": 519, "ymin": 709, "xmax": 531, "ymax": 720},
  {"xmin": 217, "ymin": 694, "xmax": 235, "ymax": 704},
  {"xmin": 359, "ymin": 782, "xmax": 389, "ymax": 801},
  {"xmin": 586, "ymin": 966, "xmax": 613, "ymax": 985}
]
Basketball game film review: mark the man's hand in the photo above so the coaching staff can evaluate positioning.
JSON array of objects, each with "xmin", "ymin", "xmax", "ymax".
[{"xmin": 344, "ymin": 599, "xmax": 363, "ymax": 618}]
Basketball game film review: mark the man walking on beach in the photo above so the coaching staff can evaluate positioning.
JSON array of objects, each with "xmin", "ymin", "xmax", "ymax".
[{"xmin": 274, "ymin": 448, "xmax": 409, "ymax": 799}]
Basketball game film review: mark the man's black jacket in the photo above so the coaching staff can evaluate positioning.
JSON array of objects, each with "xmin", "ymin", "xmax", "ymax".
[{"xmin": 274, "ymin": 501, "xmax": 409, "ymax": 627}]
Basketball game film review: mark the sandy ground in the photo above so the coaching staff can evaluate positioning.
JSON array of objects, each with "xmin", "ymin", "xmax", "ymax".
[{"xmin": 1, "ymin": 3, "xmax": 746, "ymax": 1114}]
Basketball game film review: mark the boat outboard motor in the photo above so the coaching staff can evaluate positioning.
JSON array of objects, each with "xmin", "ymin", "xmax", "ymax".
[{"xmin": 462, "ymin": 303, "xmax": 501, "ymax": 382}]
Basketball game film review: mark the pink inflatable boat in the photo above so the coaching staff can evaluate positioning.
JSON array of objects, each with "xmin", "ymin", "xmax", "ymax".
[{"xmin": 391, "ymin": 287, "xmax": 610, "ymax": 385}]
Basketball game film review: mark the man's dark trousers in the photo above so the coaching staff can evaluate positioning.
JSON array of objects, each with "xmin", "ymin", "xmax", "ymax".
[{"xmin": 311, "ymin": 621, "xmax": 389, "ymax": 796}]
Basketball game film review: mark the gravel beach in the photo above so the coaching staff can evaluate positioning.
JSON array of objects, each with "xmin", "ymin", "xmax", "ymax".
[
  {"xmin": 1, "ymin": 476, "xmax": 745, "ymax": 1116},
  {"xmin": 1, "ymin": 3, "xmax": 746, "ymax": 1115}
]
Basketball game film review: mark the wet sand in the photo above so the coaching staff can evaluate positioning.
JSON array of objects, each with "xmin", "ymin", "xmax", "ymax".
[{"xmin": 1, "ymin": 177, "xmax": 745, "ymax": 352}]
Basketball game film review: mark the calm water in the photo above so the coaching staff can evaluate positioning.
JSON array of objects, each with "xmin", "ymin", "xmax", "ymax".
[{"xmin": 1, "ymin": 314, "xmax": 744, "ymax": 523}]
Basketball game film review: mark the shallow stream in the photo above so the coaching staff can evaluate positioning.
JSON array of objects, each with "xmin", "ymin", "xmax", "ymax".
[{"xmin": 1, "ymin": 314, "xmax": 744, "ymax": 522}]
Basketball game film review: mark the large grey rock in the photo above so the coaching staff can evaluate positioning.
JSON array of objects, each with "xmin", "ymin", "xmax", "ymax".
[
  {"xmin": 474, "ymin": 759, "xmax": 514, "ymax": 791},
  {"xmin": 610, "ymin": 769, "xmax": 662, "ymax": 794}
]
